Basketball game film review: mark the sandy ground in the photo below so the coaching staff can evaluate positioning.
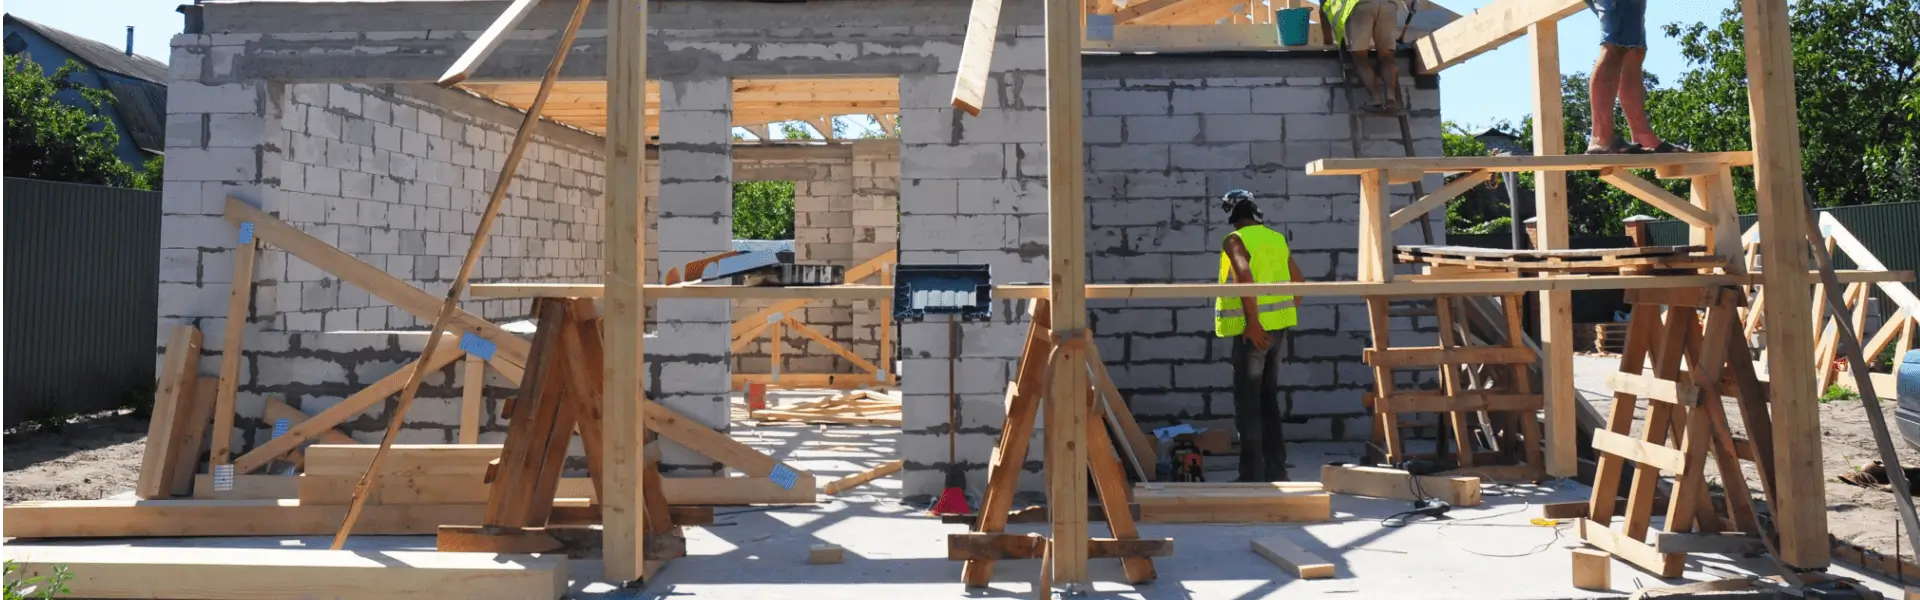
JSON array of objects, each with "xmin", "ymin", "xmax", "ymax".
[
  {"xmin": 1574, "ymin": 354, "xmax": 1920, "ymax": 566},
  {"xmin": 3, "ymin": 410, "xmax": 149, "ymax": 503}
]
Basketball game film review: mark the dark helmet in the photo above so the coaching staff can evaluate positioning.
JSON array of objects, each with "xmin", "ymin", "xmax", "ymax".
[{"xmin": 1220, "ymin": 189, "xmax": 1262, "ymax": 222}]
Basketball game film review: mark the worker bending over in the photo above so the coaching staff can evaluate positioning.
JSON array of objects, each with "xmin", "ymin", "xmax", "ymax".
[
  {"xmin": 1323, "ymin": 0, "xmax": 1407, "ymax": 112},
  {"xmin": 1584, "ymin": 0, "xmax": 1689, "ymax": 154},
  {"xmin": 1216, "ymin": 190, "xmax": 1305, "ymax": 482}
]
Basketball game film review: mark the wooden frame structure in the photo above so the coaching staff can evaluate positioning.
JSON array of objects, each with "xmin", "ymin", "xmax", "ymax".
[{"xmin": 728, "ymin": 250, "xmax": 899, "ymax": 391}]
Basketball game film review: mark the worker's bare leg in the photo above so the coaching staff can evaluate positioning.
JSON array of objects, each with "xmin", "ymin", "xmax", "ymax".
[
  {"xmin": 1373, "ymin": 1, "xmax": 1401, "ymax": 109},
  {"xmin": 1617, "ymin": 46, "xmax": 1662, "ymax": 148},
  {"xmin": 1588, "ymin": 45, "xmax": 1626, "ymax": 146},
  {"xmin": 1350, "ymin": 49, "xmax": 1383, "ymax": 108}
]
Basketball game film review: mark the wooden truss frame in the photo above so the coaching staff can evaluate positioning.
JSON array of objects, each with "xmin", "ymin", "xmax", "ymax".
[{"xmin": 728, "ymin": 249, "xmax": 899, "ymax": 391}]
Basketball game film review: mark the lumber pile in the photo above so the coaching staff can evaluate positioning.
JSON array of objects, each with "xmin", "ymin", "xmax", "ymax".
[
  {"xmin": 1132, "ymin": 482, "xmax": 1331, "ymax": 524},
  {"xmin": 749, "ymin": 390, "xmax": 901, "ymax": 426},
  {"xmin": 1320, "ymin": 464, "xmax": 1482, "ymax": 507}
]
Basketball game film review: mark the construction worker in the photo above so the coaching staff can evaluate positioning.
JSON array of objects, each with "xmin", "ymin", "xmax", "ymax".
[
  {"xmin": 1584, "ymin": 0, "xmax": 1690, "ymax": 154},
  {"xmin": 1215, "ymin": 190, "xmax": 1305, "ymax": 482},
  {"xmin": 1322, "ymin": 0, "xmax": 1407, "ymax": 112}
]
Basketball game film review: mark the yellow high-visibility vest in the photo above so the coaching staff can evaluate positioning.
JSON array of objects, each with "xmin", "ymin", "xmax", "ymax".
[
  {"xmin": 1324, "ymin": 0, "xmax": 1361, "ymax": 46},
  {"xmin": 1215, "ymin": 224, "xmax": 1298, "ymax": 337}
]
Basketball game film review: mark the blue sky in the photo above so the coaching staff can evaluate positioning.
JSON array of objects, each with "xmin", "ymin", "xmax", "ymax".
[{"xmin": 8, "ymin": 0, "xmax": 1740, "ymax": 133}]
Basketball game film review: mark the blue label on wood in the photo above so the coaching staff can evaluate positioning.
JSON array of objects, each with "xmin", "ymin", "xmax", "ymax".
[
  {"xmin": 769, "ymin": 464, "xmax": 799, "ymax": 490},
  {"xmin": 459, "ymin": 333, "xmax": 496, "ymax": 360},
  {"xmin": 1087, "ymin": 14, "xmax": 1116, "ymax": 41},
  {"xmin": 238, "ymin": 222, "xmax": 255, "ymax": 244},
  {"xmin": 272, "ymin": 418, "xmax": 290, "ymax": 439}
]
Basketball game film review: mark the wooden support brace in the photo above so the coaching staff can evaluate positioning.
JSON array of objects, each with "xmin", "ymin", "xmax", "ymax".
[
  {"xmin": 210, "ymin": 236, "xmax": 258, "ymax": 466},
  {"xmin": 137, "ymin": 325, "xmax": 203, "ymax": 499}
]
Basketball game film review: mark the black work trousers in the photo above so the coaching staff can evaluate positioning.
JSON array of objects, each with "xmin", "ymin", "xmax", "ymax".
[{"xmin": 1232, "ymin": 330, "xmax": 1291, "ymax": 482}]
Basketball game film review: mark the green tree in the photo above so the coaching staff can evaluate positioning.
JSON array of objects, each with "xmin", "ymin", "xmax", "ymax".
[
  {"xmin": 732, "ymin": 180, "xmax": 795, "ymax": 240},
  {"xmin": 3, "ymin": 55, "xmax": 140, "ymax": 188}
]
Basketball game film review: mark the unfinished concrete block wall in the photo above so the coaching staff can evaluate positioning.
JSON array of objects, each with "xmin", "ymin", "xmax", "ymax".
[
  {"xmin": 729, "ymin": 143, "xmax": 900, "ymax": 381},
  {"xmin": 1080, "ymin": 55, "xmax": 1444, "ymax": 445},
  {"xmin": 653, "ymin": 77, "xmax": 736, "ymax": 475},
  {"xmin": 161, "ymin": 30, "xmax": 607, "ymax": 456}
]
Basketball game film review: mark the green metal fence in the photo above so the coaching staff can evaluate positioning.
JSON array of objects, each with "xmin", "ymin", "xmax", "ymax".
[
  {"xmin": 1645, "ymin": 200, "xmax": 1920, "ymax": 305},
  {"xmin": 4, "ymin": 177, "xmax": 160, "ymax": 427}
]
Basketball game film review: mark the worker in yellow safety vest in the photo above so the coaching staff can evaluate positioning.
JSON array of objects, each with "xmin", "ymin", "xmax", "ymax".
[
  {"xmin": 1321, "ymin": 0, "xmax": 1407, "ymax": 112},
  {"xmin": 1215, "ymin": 190, "xmax": 1304, "ymax": 482}
]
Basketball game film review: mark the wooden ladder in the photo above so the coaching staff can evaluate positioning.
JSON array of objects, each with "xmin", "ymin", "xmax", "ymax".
[
  {"xmin": 1578, "ymin": 286, "xmax": 1778, "ymax": 577},
  {"xmin": 1366, "ymin": 293, "xmax": 1545, "ymax": 481}
]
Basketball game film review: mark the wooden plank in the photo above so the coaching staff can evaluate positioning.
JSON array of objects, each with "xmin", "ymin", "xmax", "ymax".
[
  {"xmin": 168, "ymin": 377, "xmax": 221, "ymax": 496},
  {"xmin": 1571, "ymin": 548, "xmax": 1611, "ymax": 590},
  {"xmin": 1649, "ymin": 532, "xmax": 1765, "ymax": 554},
  {"xmin": 1742, "ymin": 0, "xmax": 1827, "ymax": 569},
  {"xmin": 1590, "ymin": 430, "xmax": 1687, "ymax": 473},
  {"xmin": 230, "ymin": 346, "xmax": 465, "ymax": 474},
  {"xmin": 436, "ymin": 0, "xmax": 542, "ymax": 86},
  {"xmin": 1541, "ymin": 501, "xmax": 1588, "ymax": 519},
  {"xmin": 947, "ymin": 534, "xmax": 1174, "ymax": 560},
  {"xmin": 3, "ymin": 545, "xmax": 568, "ymax": 600},
  {"xmin": 300, "ymin": 474, "xmax": 596, "ymax": 506},
  {"xmin": 1083, "ymin": 389, "xmax": 1156, "ymax": 583},
  {"xmin": 1605, "ymin": 372, "xmax": 1700, "ymax": 405},
  {"xmin": 964, "ymin": 302, "xmax": 1051, "ymax": 587},
  {"xmin": 1319, "ymin": 464, "xmax": 1481, "ymax": 507},
  {"xmin": 646, "ymin": 398, "xmax": 775, "ymax": 477},
  {"xmin": 1372, "ymin": 392, "xmax": 1541, "ymax": 413},
  {"xmin": 223, "ymin": 198, "xmax": 530, "ymax": 366},
  {"xmin": 3, "ymin": 498, "xmax": 585, "ymax": 538},
  {"xmin": 821, "ymin": 459, "xmax": 904, "ymax": 495},
  {"xmin": 1578, "ymin": 518, "xmax": 1682, "ymax": 578},
  {"xmin": 262, "ymin": 398, "xmax": 356, "ymax": 446},
  {"xmin": 1308, "ymin": 152, "xmax": 1755, "ymax": 176},
  {"xmin": 1388, "ymin": 170, "xmax": 1493, "ymax": 230},
  {"xmin": 1133, "ymin": 489, "xmax": 1330, "ymax": 523},
  {"xmin": 557, "ymin": 305, "xmax": 607, "ymax": 500},
  {"xmin": 1410, "ymin": 0, "xmax": 1585, "ymax": 73},
  {"xmin": 210, "ymin": 237, "xmax": 257, "ymax": 466},
  {"xmin": 782, "ymin": 317, "xmax": 880, "ymax": 373},
  {"xmin": 1531, "ymin": 18, "xmax": 1577, "ymax": 479},
  {"xmin": 1092, "ymin": 24, "xmax": 1279, "ymax": 49},
  {"xmin": 751, "ymin": 408, "xmax": 900, "ymax": 426},
  {"xmin": 304, "ymin": 444, "xmax": 503, "ymax": 477},
  {"xmin": 469, "ymin": 269, "xmax": 1909, "ymax": 300},
  {"xmin": 732, "ymin": 373, "xmax": 884, "ymax": 389},
  {"xmin": 1250, "ymin": 536, "xmax": 1335, "ymax": 579},
  {"xmin": 950, "ymin": 0, "xmax": 1004, "ymax": 115},
  {"xmin": 1358, "ymin": 171, "xmax": 1391, "ymax": 281},
  {"xmin": 658, "ymin": 475, "xmax": 814, "ymax": 505},
  {"xmin": 1364, "ymin": 345, "xmax": 1536, "ymax": 367},
  {"xmin": 462, "ymin": 354, "xmax": 485, "ymax": 444},
  {"xmin": 137, "ymin": 325, "xmax": 202, "ymax": 499},
  {"xmin": 1046, "ymin": 0, "xmax": 1092, "ymax": 579},
  {"xmin": 193, "ymin": 473, "xmax": 300, "ymax": 500},
  {"xmin": 1083, "ymin": 338, "xmax": 1157, "ymax": 481},
  {"xmin": 1598, "ymin": 168, "xmax": 1716, "ymax": 228}
]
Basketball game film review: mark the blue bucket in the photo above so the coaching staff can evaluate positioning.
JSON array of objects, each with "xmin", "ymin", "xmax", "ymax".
[{"xmin": 1276, "ymin": 7, "xmax": 1313, "ymax": 46}]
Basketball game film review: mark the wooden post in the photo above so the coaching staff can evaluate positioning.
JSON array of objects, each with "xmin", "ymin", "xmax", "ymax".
[
  {"xmin": 1044, "ymin": 0, "xmax": 1091, "ymax": 584},
  {"xmin": 1529, "ymin": 21, "xmax": 1576, "ymax": 478},
  {"xmin": 603, "ymin": 0, "xmax": 651, "ymax": 582},
  {"xmin": 770, "ymin": 319, "xmax": 783, "ymax": 385},
  {"xmin": 879, "ymin": 263, "xmax": 894, "ymax": 385},
  {"xmin": 461, "ymin": 355, "xmax": 484, "ymax": 444},
  {"xmin": 1357, "ymin": 171, "xmax": 1391, "ymax": 282},
  {"xmin": 1740, "ymin": 0, "xmax": 1827, "ymax": 569},
  {"xmin": 210, "ymin": 236, "xmax": 259, "ymax": 465}
]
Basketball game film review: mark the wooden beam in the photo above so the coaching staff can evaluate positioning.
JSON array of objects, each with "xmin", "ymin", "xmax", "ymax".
[
  {"xmin": 300, "ymin": 474, "xmax": 594, "ymax": 506},
  {"xmin": 1598, "ymin": 168, "xmax": 1716, "ymax": 228},
  {"xmin": 210, "ymin": 236, "xmax": 257, "ymax": 466},
  {"xmin": 1742, "ymin": 0, "xmax": 1827, "ymax": 569},
  {"xmin": 2, "ymin": 545, "xmax": 568, "ymax": 600},
  {"xmin": 781, "ymin": 317, "xmax": 880, "ymax": 374},
  {"xmin": 1371, "ymin": 391, "xmax": 1541, "ymax": 413},
  {"xmin": 194, "ymin": 473, "xmax": 299, "ymax": 500},
  {"xmin": 1590, "ymin": 430, "xmax": 1687, "ymax": 473},
  {"xmin": 137, "ymin": 325, "xmax": 202, "ymax": 499},
  {"xmin": 3, "ymin": 498, "xmax": 583, "ymax": 538},
  {"xmin": 1358, "ymin": 171, "xmax": 1391, "ymax": 281},
  {"xmin": 1364, "ymin": 345, "xmax": 1535, "ymax": 368},
  {"xmin": 1112, "ymin": 0, "xmax": 1190, "ymax": 22},
  {"xmin": 169, "ymin": 377, "xmax": 221, "ymax": 495},
  {"xmin": 1307, "ymin": 151, "xmax": 1755, "ymax": 176},
  {"xmin": 263, "ymin": 398, "xmax": 355, "ymax": 446},
  {"xmin": 951, "ymin": 0, "xmax": 1004, "ymax": 115},
  {"xmin": 230, "ymin": 346, "xmax": 466, "ymax": 474},
  {"xmin": 1389, "ymin": 170, "xmax": 1492, "ymax": 231},
  {"xmin": 462, "ymin": 355, "xmax": 485, "ymax": 444},
  {"xmin": 1410, "ymin": 0, "xmax": 1585, "ymax": 73},
  {"xmin": 1092, "ymin": 24, "xmax": 1282, "ymax": 49},
  {"xmin": 1531, "ymin": 19, "xmax": 1577, "ymax": 479},
  {"xmin": 1319, "ymin": 464, "xmax": 1481, "ymax": 506},
  {"xmin": 437, "ymin": 0, "xmax": 542, "ymax": 86},
  {"xmin": 224, "ymin": 198, "xmax": 530, "ymax": 366},
  {"xmin": 821, "ymin": 459, "xmax": 904, "ymax": 495},
  {"xmin": 1132, "ymin": 484, "xmax": 1331, "ymax": 523},
  {"xmin": 1250, "ymin": 536, "xmax": 1336, "ymax": 579},
  {"xmin": 303, "ymin": 444, "xmax": 503, "ymax": 477},
  {"xmin": 597, "ymin": 0, "xmax": 651, "ymax": 568},
  {"xmin": 1046, "ymin": 0, "xmax": 1092, "ymax": 579},
  {"xmin": 1578, "ymin": 518, "xmax": 1681, "ymax": 577},
  {"xmin": 947, "ymin": 533, "xmax": 1174, "ymax": 560}
]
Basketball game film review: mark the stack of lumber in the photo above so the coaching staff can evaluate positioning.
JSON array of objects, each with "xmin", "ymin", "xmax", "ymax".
[
  {"xmin": 1396, "ymin": 245, "xmax": 1726, "ymax": 275},
  {"xmin": 1320, "ymin": 464, "xmax": 1483, "ymax": 507},
  {"xmin": 1132, "ymin": 482, "xmax": 1330, "ymax": 523},
  {"xmin": 1589, "ymin": 322, "xmax": 1629, "ymax": 354},
  {"xmin": 749, "ymin": 389, "xmax": 901, "ymax": 426}
]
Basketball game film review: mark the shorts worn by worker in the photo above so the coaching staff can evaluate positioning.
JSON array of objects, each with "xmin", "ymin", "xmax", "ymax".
[
  {"xmin": 1343, "ymin": 0, "xmax": 1405, "ymax": 52},
  {"xmin": 1586, "ymin": 0, "xmax": 1648, "ymax": 48}
]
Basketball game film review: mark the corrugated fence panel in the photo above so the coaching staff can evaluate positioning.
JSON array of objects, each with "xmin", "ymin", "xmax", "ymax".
[{"xmin": 4, "ymin": 178, "xmax": 161, "ymax": 427}]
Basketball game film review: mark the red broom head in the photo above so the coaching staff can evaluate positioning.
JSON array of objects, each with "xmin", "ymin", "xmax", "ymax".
[{"xmin": 931, "ymin": 485, "xmax": 971, "ymax": 515}]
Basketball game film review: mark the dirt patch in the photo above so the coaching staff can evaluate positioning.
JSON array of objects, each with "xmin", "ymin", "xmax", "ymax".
[
  {"xmin": 1817, "ymin": 399, "xmax": 1920, "ymax": 560},
  {"xmin": 3, "ymin": 411, "xmax": 149, "ymax": 503}
]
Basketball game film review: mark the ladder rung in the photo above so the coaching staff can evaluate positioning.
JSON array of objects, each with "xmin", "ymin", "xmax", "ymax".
[
  {"xmin": 1591, "ymin": 430, "xmax": 1687, "ymax": 473},
  {"xmin": 1606, "ymin": 372, "xmax": 1700, "ymax": 405},
  {"xmin": 1371, "ymin": 392, "xmax": 1543, "ymax": 414},
  {"xmin": 1365, "ymin": 346, "xmax": 1535, "ymax": 368}
]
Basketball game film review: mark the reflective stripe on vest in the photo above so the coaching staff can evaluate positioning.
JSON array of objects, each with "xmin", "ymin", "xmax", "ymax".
[
  {"xmin": 1325, "ymin": 0, "xmax": 1359, "ymax": 46},
  {"xmin": 1215, "ymin": 224, "xmax": 1298, "ymax": 337}
]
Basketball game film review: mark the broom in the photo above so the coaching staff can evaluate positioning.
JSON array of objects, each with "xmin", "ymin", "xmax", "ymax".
[{"xmin": 931, "ymin": 314, "xmax": 971, "ymax": 515}]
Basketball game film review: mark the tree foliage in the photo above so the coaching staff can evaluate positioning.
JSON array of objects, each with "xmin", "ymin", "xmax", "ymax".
[
  {"xmin": 1451, "ymin": 0, "xmax": 1920, "ymax": 235},
  {"xmin": 732, "ymin": 180, "xmax": 795, "ymax": 240},
  {"xmin": 3, "ymin": 55, "xmax": 143, "ymax": 189}
]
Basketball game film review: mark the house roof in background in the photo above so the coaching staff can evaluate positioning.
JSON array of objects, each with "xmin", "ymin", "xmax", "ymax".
[
  {"xmin": 103, "ymin": 78, "xmax": 167, "ymax": 154},
  {"xmin": 5, "ymin": 14, "xmax": 168, "ymax": 84}
]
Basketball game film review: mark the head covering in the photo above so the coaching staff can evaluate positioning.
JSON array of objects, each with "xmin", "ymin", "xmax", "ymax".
[{"xmin": 1221, "ymin": 189, "xmax": 1262, "ymax": 223}]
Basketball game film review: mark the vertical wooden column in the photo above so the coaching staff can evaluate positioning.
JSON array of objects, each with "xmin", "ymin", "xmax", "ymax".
[
  {"xmin": 1528, "ymin": 21, "xmax": 1576, "ymax": 478},
  {"xmin": 1692, "ymin": 167, "xmax": 1746, "ymax": 273},
  {"xmin": 604, "ymin": 0, "xmax": 651, "ymax": 583},
  {"xmin": 210, "ymin": 236, "xmax": 259, "ymax": 466},
  {"xmin": 460, "ymin": 355, "xmax": 484, "ymax": 444},
  {"xmin": 1740, "ymin": 0, "xmax": 1826, "ymax": 569},
  {"xmin": 1357, "ymin": 171, "xmax": 1391, "ymax": 282},
  {"xmin": 1044, "ymin": 0, "xmax": 1091, "ymax": 584}
]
